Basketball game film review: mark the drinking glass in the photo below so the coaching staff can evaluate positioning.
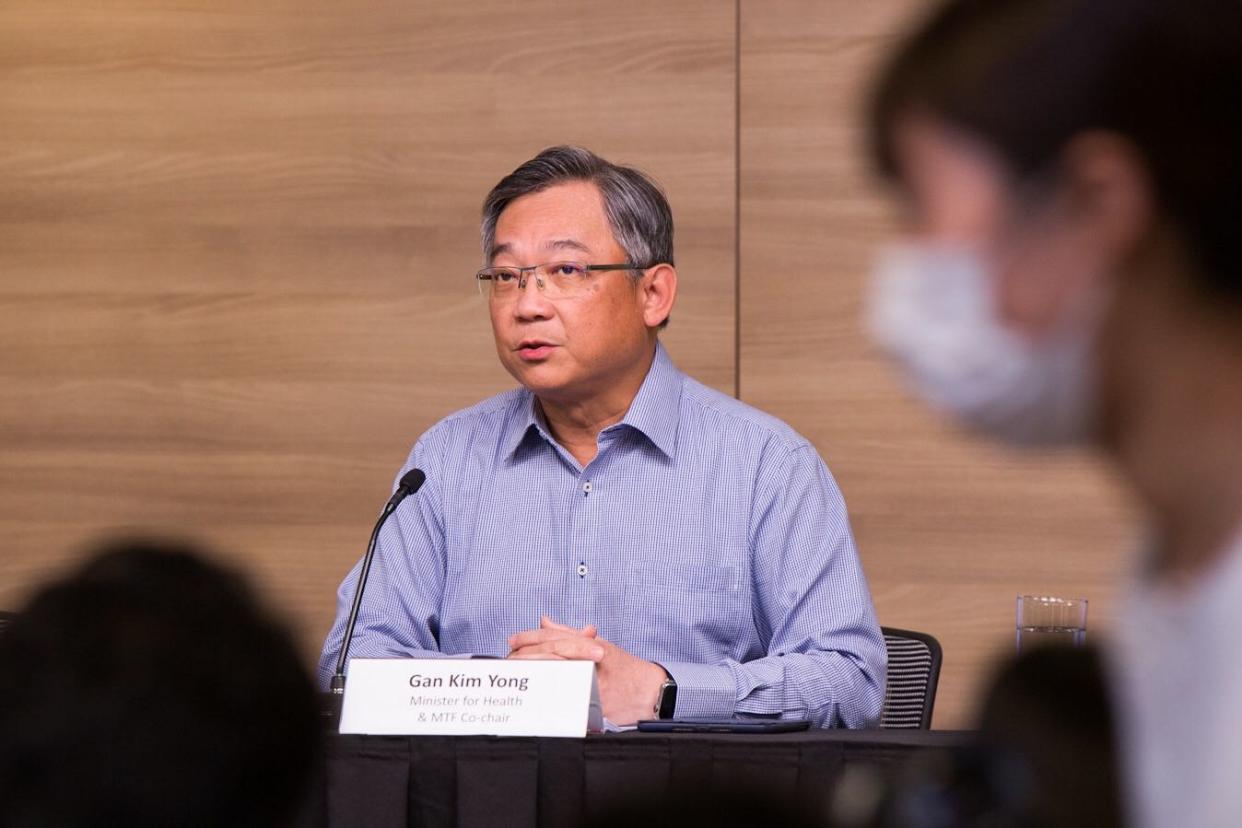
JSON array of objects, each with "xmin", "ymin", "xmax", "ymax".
[{"xmin": 1015, "ymin": 595, "xmax": 1087, "ymax": 652}]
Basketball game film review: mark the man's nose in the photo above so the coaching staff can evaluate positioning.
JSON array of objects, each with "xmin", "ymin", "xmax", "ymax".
[{"xmin": 512, "ymin": 273, "xmax": 553, "ymax": 319}]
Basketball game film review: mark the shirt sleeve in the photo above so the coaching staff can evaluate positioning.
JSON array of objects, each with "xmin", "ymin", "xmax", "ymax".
[
  {"xmin": 315, "ymin": 442, "xmax": 455, "ymax": 689},
  {"xmin": 662, "ymin": 443, "xmax": 887, "ymax": 728}
]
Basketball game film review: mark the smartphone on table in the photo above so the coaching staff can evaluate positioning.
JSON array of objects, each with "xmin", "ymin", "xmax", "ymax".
[{"xmin": 635, "ymin": 717, "xmax": 811, "ymax": 734}]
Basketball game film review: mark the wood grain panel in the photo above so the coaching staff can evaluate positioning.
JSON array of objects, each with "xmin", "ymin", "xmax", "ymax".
[
  {"xmin": 3, "ymin": 0, "xmax": 1136, "ymax": 732},
  {"xmin": 739, "ymin": 0, "xmax": 1134, "ymax": 727},
  {"xmin": 0, "ymin": 1, "xmax": 737, "ymax": 667}
]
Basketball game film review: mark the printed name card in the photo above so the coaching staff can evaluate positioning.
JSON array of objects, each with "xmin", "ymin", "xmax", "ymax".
[{"xmin": 339, "ymin": 658, "xmax": 603, "ymax": 738}]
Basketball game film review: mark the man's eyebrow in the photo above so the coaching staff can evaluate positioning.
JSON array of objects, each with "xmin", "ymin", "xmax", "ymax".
[
  {"xmin": 487, "ymin": 239, "xmax": 590, "ymax": 263},
  {"xmin": 544, "ymin": 239, "xmax": 592, "ymax": 255}
]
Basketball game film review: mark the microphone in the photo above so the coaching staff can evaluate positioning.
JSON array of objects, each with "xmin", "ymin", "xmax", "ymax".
[{"xmin": 330, "ymin": 468, "xmax": 427, "ymax": 696}]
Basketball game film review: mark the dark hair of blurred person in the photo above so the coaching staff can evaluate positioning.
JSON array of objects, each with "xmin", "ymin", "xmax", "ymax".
[
  {"xmin": 828, "ymin": 646, "xmax": 1119, "ymax": 828},
  {"xmin": 864, "ymin": 2, "xmax": 1242, "ymax": 827},
  {"xmin": 974, "ymin": 644, "xmax": 1121, "ymax": 827},
  {"xmin": 593, "ymin": 785, "xmax": 829, "ymax": 828},
  {"xmin": 870, "ymin": 0, "xmax": 1242, "ymax": 303},
  {"xmin": 0, "ymin": 538, "xmax": 320, "ymax": 828}
]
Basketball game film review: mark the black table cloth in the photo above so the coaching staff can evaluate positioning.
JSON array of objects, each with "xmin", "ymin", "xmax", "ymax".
[{"xmin": 308, "ymin": 730, "xmax": 969, "ymax": 827}]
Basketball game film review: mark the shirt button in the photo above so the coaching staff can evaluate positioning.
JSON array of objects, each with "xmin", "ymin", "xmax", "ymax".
[
  {"xmin": 582, "ymin": 481, "xmax": 593, "ymax": 494},
  {"xmin": 576, "ymin": 562, "xmax": 588, "ymax": 577}
]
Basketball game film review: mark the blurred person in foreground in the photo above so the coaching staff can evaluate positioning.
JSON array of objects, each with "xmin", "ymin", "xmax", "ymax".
[
  {"xmin": 594, "ymin": 785, "xmax": 828, "ymax": 828},
  {"xmin": 829, "ymin": 645, "xmax": 1118, "ymax": 828},
  {"xmin": 318, "ymin": 145, "xmax": 885, "ymax": 728},
  {"xmin": 865, "ymin": 0, "xmax": 1242, "ymax": 825},
  {"xmin": 0, "ymin": 538, "xmax": 319, "ymax": 828}
]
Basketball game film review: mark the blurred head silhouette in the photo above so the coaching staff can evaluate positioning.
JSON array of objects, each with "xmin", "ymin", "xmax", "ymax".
[
  {"xmin": 866, "ymin": 3, "xmax": 1242, "ymax": 826},
  {"xmin": 865, "ymin": 0, "xmax": 1242, "ymax": 457},
  {"xmin": 0, "ymin": 537, "xmax": 319, "ymax": 828},
  {"xmin": 593, "ymin": 785, "xmax": 828, "ymax": 828}
]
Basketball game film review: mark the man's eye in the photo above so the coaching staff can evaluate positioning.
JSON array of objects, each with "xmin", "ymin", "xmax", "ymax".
[
  {"xmin": 494, "ymin": 271, "xmax": 518, "ymax": 283},
  {"xmin": 555, "ymin": 263, "xmax": 586, "ymax": 277}
]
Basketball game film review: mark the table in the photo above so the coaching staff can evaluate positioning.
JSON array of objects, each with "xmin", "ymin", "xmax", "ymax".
[{"xmin": 308, "ymin": 730, "xmax": 970, "ymax": 828}]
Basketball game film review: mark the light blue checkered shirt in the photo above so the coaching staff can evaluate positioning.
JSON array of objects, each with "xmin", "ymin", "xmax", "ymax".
[{"xmin": 318, "ymin": 344, "xmax": 886, "ymax": 728}]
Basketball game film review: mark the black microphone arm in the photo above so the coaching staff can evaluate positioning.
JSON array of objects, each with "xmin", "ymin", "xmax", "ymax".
[{"xmin": 330, "ymin": 468, "xmax": 427, "ymax": 695}]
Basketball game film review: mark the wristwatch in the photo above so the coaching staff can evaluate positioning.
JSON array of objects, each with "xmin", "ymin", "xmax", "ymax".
[{"xmin": 654, "ymin": 668, "xmax": 677, "ymax": 719}]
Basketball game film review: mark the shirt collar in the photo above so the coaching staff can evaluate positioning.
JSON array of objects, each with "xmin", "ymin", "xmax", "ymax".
[
  {"xmin": 502, "ymin": 395, "xmax": 545, "ymax": 461},
  {"xmin": 613, "ymin": 342, "xmax": 681, "ymax": 460},
  {"xmin": 501, "ymin": 342, "xmax": 683, "ymax": 462}
]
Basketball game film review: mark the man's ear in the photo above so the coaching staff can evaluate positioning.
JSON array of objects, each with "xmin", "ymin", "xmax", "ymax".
[
  {"xmin": 1061, "ymin": 131, "xmax": 1155, "ymax": 266},
  {"xmin": 640, "ymin": 264, "xmax": 677, "ymax": 329}
]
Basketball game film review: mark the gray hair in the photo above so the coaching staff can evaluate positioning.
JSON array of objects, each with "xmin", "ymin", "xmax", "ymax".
[{"xmin": 480, "ymin": 145, "xmax": 675, "ymax": 273}]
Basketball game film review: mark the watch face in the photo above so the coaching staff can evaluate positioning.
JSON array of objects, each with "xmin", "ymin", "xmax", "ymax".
[{"xmin": 657, "ymin": 680, "xmax": 677, "ymax": 719}]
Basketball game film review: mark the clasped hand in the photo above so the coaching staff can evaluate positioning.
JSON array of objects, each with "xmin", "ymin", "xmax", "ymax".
[{"xmin": 506, "ymin": 616, "xmax": 666, "ymax": 726}]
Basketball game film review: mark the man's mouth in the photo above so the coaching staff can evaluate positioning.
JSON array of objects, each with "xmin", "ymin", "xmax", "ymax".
[{"xmin": 516, "ymin": 340, "xmax": 557, "ymax": 361}]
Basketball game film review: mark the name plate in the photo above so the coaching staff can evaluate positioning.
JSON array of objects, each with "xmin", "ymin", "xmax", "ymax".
[{"xmin": 339, "ymin": 658, "xmax": 603, "ymax": 738}]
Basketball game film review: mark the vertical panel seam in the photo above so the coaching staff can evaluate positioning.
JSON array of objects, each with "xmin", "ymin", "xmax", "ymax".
[{"xmin": 734, "ymin": 0, "xmax": 742, "ymax": 401}]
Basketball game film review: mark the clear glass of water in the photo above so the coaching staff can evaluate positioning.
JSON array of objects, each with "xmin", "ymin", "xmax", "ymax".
[{"xmin": 1015, "ymin": 595, "xmax": 1087, "ymax": 652}]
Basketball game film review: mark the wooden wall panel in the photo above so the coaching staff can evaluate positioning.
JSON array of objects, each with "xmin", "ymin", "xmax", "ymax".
[
  {"xmin": 0, "ymin": 1, "xmax": 737, "ymax": 663},
  {"xmin": 3, "ymin": 0, "xmax": 1138, "ymax": 731},
  {"xmin": 738, "ymin": 0, "xmax": 1134, "ymax": 727}
]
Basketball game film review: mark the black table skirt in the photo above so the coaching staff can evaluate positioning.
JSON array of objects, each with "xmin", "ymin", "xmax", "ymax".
[{"xmin": 305, "ymin": 730, "xmax": 969, "ymax": 828}]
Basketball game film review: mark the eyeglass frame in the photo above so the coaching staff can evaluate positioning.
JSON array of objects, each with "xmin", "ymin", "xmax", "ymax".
[{"xmin": 474, "ymin": 261, "xmax": 647, "ymax": 299}]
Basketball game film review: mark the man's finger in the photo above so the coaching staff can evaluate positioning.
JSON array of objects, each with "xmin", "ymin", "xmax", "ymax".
[
  {"xmin": 508, "ymin": 652, "xmax": 568, "ymax": 661},
  {"xmin": 508, "ymin": 641, "xmax": 592, "ymax": 659},
  {"xmin": 507, "ymin": 638, "xmax": 605, "ymax": 661},
  {"xmin": 540, "ymin": 616, "xmax": 599, "ymax": 638},
  {"xmin": 507, "ymin": 627, "xmax": 589, "ymax": 650}
]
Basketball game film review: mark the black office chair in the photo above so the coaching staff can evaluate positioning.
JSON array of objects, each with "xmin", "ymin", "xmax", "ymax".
[
  {"xmin": 880, "ymin": 626, "xmax": 942, "ymax": 729},
  {"xmin": 0, "ymin": 611, "xmax": 15, "ymax": 637}
]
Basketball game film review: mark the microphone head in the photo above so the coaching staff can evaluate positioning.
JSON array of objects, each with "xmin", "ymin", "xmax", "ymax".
[{"xmin": 398, "ymin": 468, "xmax": 427, "ymax": 494}]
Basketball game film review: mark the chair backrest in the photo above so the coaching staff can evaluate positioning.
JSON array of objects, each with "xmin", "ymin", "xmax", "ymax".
[{"xmin": 880, "ymin": 626, "xmax": 942, "ymax": 729}]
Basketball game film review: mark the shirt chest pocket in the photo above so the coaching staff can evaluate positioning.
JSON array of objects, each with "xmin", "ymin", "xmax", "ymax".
[{"xmin": 620, "ymin": 560, "xmax": 748, "ymax": 660}]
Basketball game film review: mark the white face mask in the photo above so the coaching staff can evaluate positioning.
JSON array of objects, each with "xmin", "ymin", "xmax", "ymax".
[{"xmin": 865, "ymin": 243, "xmax": 1098, "ymax": 447}]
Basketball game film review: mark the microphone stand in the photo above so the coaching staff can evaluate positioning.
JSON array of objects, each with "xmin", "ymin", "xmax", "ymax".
[{"xmin": 330, "ymin": 469, "xmax": 427, "ymax": 699}]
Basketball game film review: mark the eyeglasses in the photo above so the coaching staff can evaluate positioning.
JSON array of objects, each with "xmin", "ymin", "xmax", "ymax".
[{"xmin": 475, "ymin": 261, "xmax": 641, "ymax": 300}]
